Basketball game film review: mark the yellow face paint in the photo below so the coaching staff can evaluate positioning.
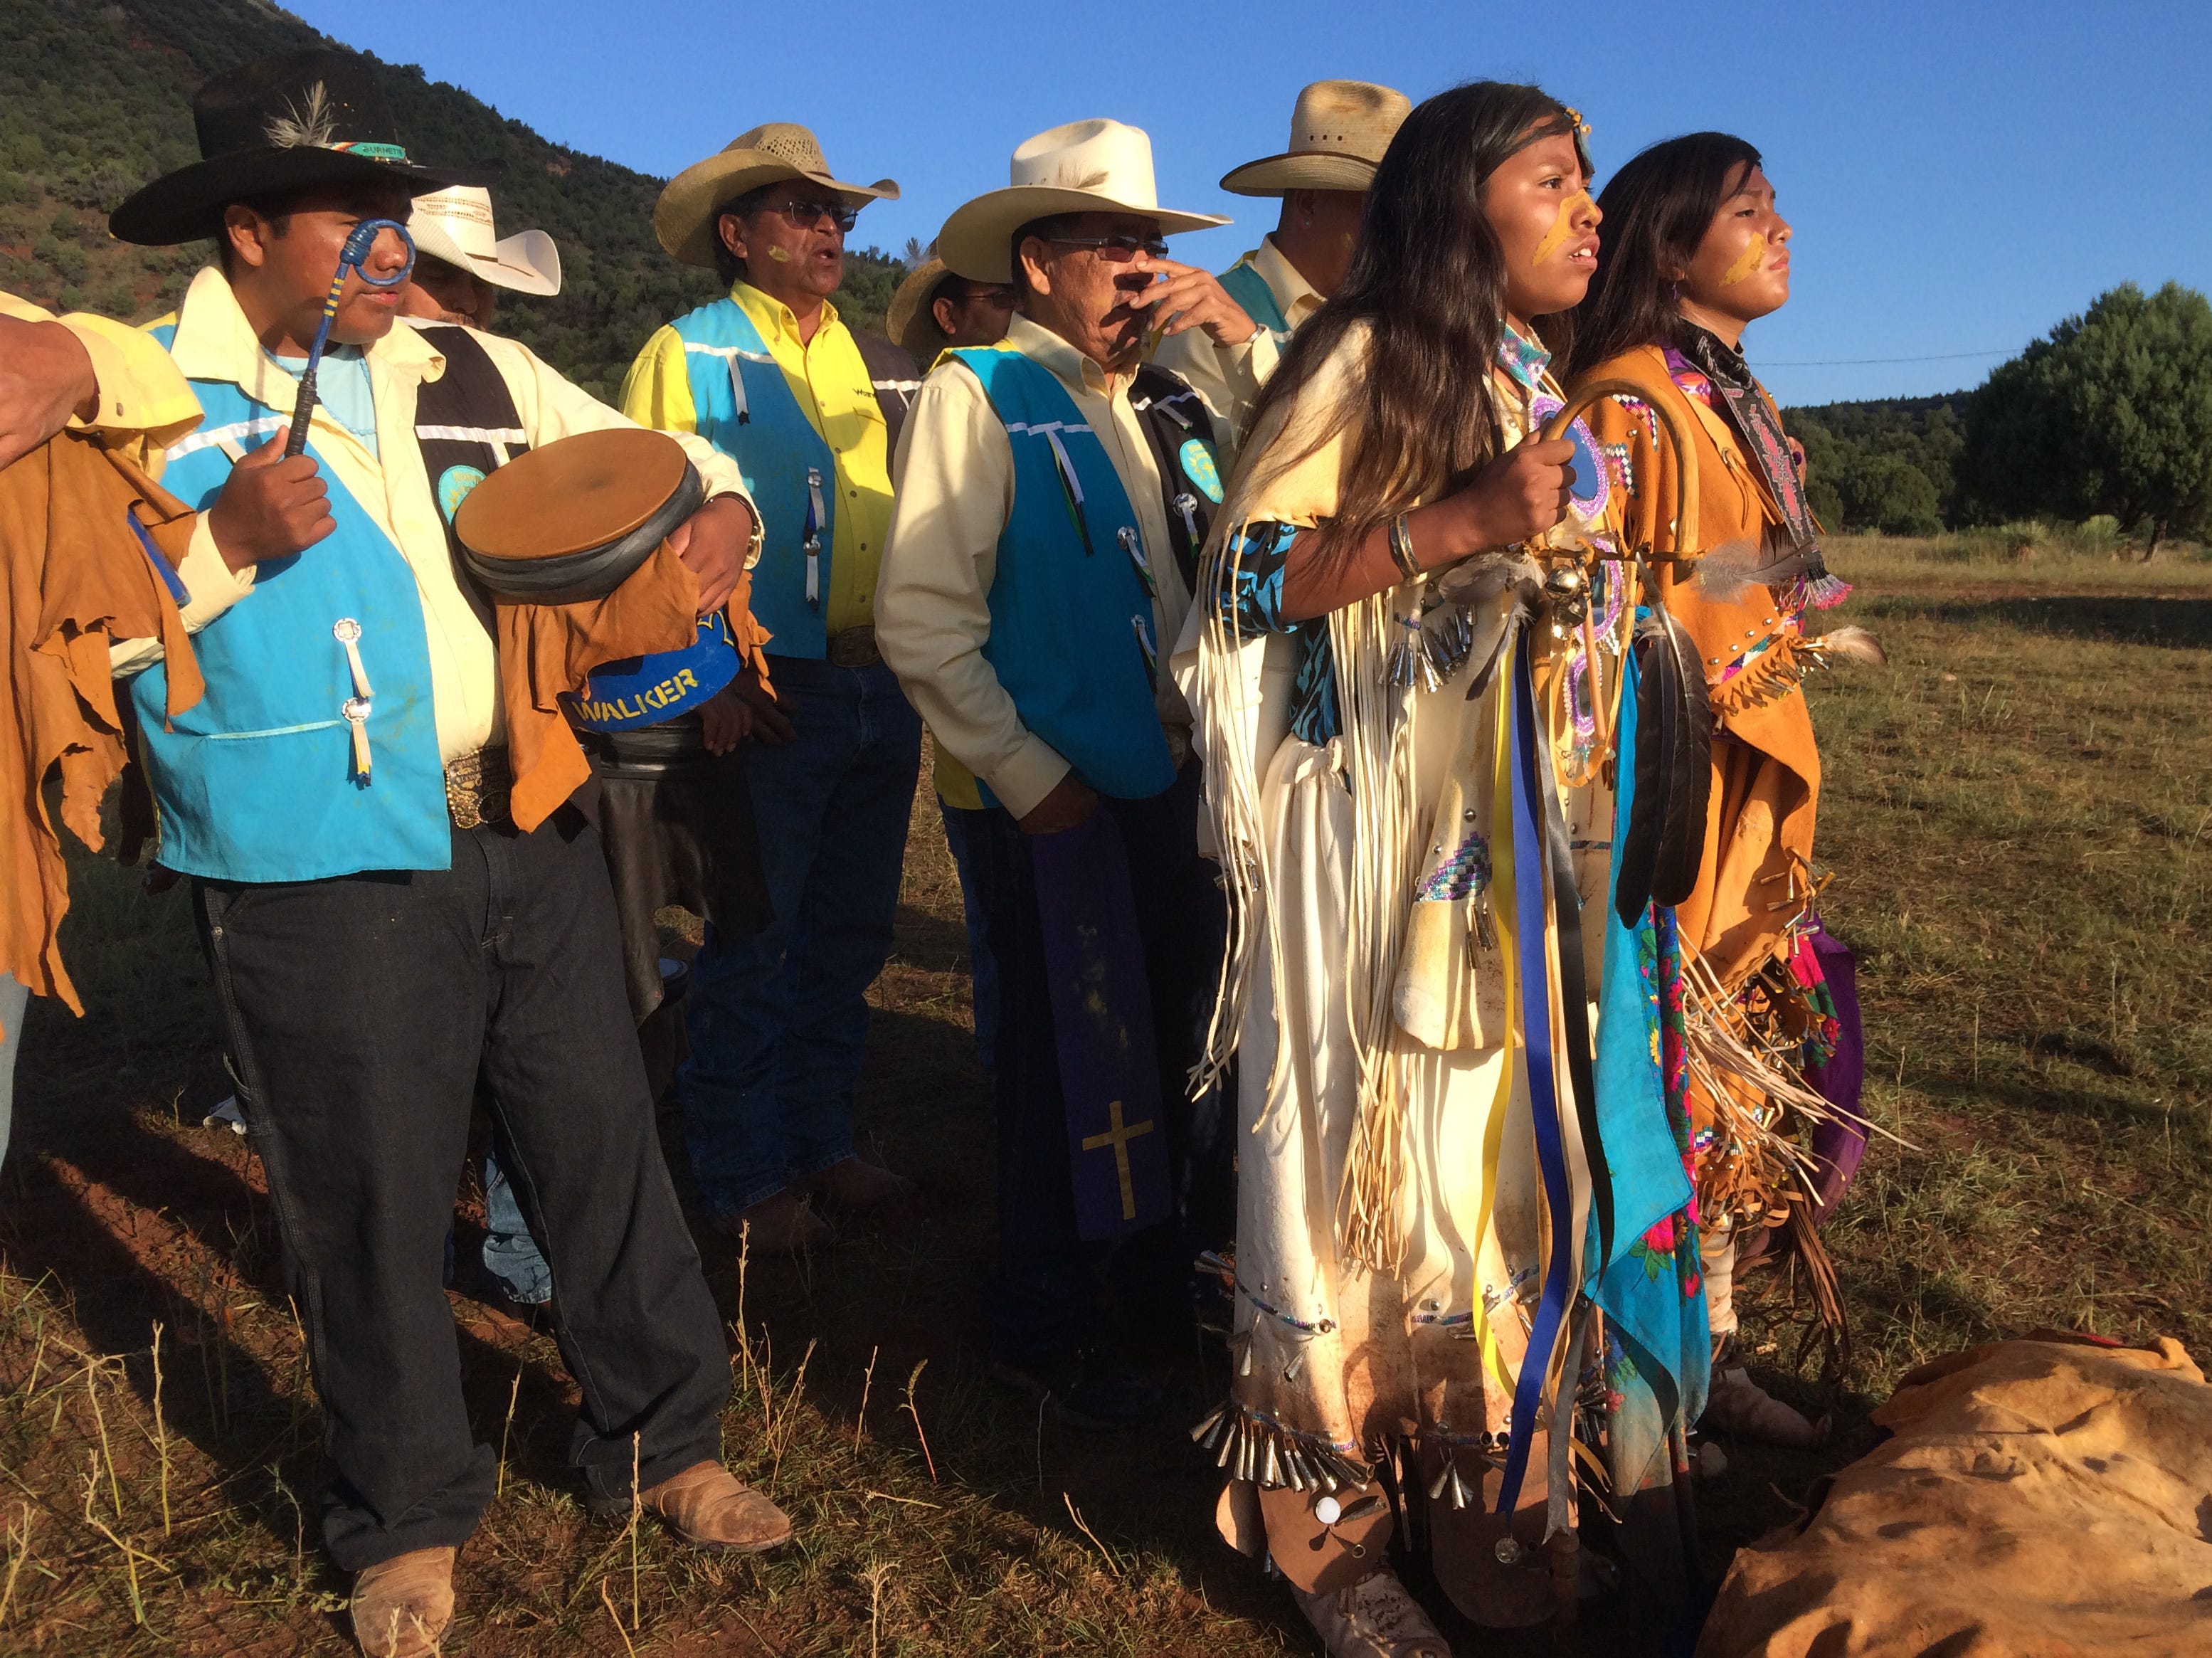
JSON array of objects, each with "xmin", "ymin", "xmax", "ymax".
[
  {"xmin": 1718, "ymin": 231, "xmax": 1767, "ymax": 286},
  {"xmin": 766, "ymin": 244, "xmax": 793, "ymax": 263},
  {"xmin": 1530, "ymin": 190, "xmax": 1594, "ymax": 267}
]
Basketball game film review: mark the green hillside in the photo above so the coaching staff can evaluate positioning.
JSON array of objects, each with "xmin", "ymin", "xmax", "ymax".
[{"xmin": 0, "ymin": 0, "xmax": 907, "ymax": 401}]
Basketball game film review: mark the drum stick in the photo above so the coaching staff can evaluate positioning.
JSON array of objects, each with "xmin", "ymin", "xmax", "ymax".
[{"xmin": 284, "ymin": 217, "xmax": 415, "ymax": 458}]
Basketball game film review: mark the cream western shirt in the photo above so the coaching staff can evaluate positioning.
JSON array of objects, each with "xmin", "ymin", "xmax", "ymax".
[
  {"xmin": 112, "ymin": 267, "xmax": 751, "ymax": 761},
  {"xmin": 1149, "ymin": 236, "xmax": 1318, "ymax": 466},
  {"xmin": 879, "ymin": 315, "xmax": 1195, "ymax": 820},
  {"xmin": 621, "ymin": 283, "xmax": 894, "ymax": 640},
  {"xmin": 0, "ymin": 291, "xmax": 202, "ymax": 470}
]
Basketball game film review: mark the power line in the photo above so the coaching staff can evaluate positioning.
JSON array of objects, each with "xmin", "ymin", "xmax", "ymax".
[{"xmin": 1762, "ymin": 348, "xmax": 2013, "ymax": 367}]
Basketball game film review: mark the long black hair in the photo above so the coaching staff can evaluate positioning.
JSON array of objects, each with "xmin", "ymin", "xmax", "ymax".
[
  {"xmin": 1565, "ymin": 131, "xmax": 1763, "ymax": 380},
  {"xmin": 1241, "ymin": 81, "xmax": 1591, "ymax": 558}
]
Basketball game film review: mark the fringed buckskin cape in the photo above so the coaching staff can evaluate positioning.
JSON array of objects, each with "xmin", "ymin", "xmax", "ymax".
[
  {"xmin": 1574, "ymin": 344, "xmax": 1820, "ymax": 987},
  {"xmin": 1, "ymin": 433, "xmax": 201, "ymax": 1031}
]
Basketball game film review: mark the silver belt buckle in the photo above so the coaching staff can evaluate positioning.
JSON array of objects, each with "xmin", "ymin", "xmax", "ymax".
[{"xmin": 825, "ymin": 625, "xmax": 880, "ymax": 670}]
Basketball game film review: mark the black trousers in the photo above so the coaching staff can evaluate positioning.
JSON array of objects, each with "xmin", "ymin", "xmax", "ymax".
[
  {"xmin": 958, "ymin": 763, "xmax": 1234, "ymax": 1365},
  {"xmin": 196, "ymin": 810, "xmax": 730, "ymax": 1571}
]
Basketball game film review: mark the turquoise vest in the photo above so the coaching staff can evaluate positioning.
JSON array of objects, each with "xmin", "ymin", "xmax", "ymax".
[
  {"xmin": 949, "ymin": 345, "xmax": 1176, "ymax": 806},
  {"xmin": 129, "ymin": 327, "xmax": 453, "ymax": 882},
  {"xmin": 666, "ymin": 297, "xmax": 837, "ymax": 658},
  {"xmin": 1220, "ymin": 258, "xmax": 1292, "ymax": 345}
]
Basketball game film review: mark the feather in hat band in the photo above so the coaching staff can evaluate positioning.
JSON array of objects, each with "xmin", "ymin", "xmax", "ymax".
[{"xmin": 263, "ymin": 82, "xmax": 415, "ymax": 163}]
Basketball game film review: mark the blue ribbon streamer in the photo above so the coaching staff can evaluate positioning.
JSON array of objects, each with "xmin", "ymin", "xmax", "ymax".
[{"xmin": 1496, "ymin": 627, "xmax": 1578, "ymax": 1519}]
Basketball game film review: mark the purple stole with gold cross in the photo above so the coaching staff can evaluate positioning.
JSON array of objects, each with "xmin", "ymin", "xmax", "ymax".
[{"xmin": 1030, "ymin": 811, "xmax": 1172, "ymax": 1239}]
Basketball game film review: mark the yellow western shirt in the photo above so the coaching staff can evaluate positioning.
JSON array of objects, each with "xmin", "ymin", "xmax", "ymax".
[
  {"xmin": 0, "ymin": 291, "xmax": 202, "ymax": 470},
  {"xmin": 621, "ymin": 283, "xmax": 894, "ymax": 641},
  {"xmin": 1149, "ymin": 235, "xmax": 1316, "ymax": 467}
]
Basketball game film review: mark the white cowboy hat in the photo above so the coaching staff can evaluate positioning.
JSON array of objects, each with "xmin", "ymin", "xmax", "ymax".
[
  {"xmin": 936, "ymin": 119, "xmax": 1229, "ymax": 284},
  {"xmin": 407, "ymin": 185, "xmax": 562, "ymax": 296},
  {"xmin": 1219, "ymin": 80, "xmax": 1412, "ymax": 197},
  {"xmin": 653, "ymin": 122, "xmax": 898, "ymax": 269}
]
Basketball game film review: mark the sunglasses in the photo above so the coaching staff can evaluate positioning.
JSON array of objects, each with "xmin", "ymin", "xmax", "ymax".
[
  {"xmin": 1047, "ymin": 233, "xmax": 1170, "ymax": 262},
  {"xmin": 758, "ymin": 197, "xmax": 861, "ymax": 233}
]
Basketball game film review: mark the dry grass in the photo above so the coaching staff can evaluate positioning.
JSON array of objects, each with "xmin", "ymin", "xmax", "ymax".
[{"xmin": 1, "ymin": 529, "xmax": 2206, "ymax": 1650}]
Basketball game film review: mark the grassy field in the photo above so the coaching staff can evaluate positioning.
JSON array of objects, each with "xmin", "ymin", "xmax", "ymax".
[{"xmin": 0, "ymin": 532, "xmax": 2206, "ymax": 1653}]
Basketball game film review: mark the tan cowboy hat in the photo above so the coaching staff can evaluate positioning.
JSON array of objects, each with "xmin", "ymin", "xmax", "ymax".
[
  {"xmin": 654, "ymin": 122, "xmax": 898, "ymax": 268},
  {"xmin": 887, "ymin": 258, "xmax": 957, "ymax": 364},
  {"xmin": 936, "ymin": 119, "xmax": 1229, "ymax": 284},
  {"xmin": 1219, "ymin": 80, "xmax": 1412, "ymax": 196},
  {"xmin": 408, "ymin": 185, "xmax": 562, "ymax": 296}
]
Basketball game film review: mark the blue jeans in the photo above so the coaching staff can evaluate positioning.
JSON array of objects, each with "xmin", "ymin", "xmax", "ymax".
[
  {"xmin": 482, "ymin": 1137, "xmax": 554, "ymax": 1304},
  {"xmin": 679, "ymin": 655, "xmax": 921, "ymax": 1216},
  {"xmin": 937, "ymin": 799, "xmax": 1000, "ymax": 1073},
  {"xmin": 0, "ymin": 973, "xmax": 25, "ymax": 1193}
]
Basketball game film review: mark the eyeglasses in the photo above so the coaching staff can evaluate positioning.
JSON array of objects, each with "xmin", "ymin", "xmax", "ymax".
[
  {"xmin": 1047, "ymin": 233, "xmax": 1170, "ymax": 262},
  {"xmin": 758, "ymin": 197, "xmax": 860, "ymax": 233}
]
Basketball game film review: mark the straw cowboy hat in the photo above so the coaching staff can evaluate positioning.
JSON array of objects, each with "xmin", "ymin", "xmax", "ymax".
[
  {"xmin": 936, "ymin": 119, "xmax": 1229, "ymax": 285},
  {"xmin": 654, "ymin": 122, "xmax": 898, "ymax": 268},
  {"xmin": 887, "ymin": 257, "xmax": 956, "ymax": 364},
  {"xmin": 112, "ymin": 48, "xmax": 479, "ymax": 245},
  {"xmin": 1218, "ymin": 80, "xmax": 1412, "ymax": 196},
  {"xmin": 408, "ymin": 186, "xmax": 561, "ymax": 295}
]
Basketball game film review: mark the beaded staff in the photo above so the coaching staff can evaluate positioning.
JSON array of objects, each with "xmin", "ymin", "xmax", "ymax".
[{"xmin": 282, "ymin": 216, "xmax": 415, "ymax": 457}]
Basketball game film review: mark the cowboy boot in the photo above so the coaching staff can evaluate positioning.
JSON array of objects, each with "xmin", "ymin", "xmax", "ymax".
[
  {"xmin": 713, "ymin": 1190, "xmax": 831, "ymax": 1254},
  {"xmin": 808, "ymin": 1155, "xmax": 917, "ymax": 1211},
  {"xmin": 349, "ymin": 1546, "xmax": 455, "ymax": 1657},
  {"xmin": 638, "ymin": 1460, "xmax": 793, "ymax": 1553}
]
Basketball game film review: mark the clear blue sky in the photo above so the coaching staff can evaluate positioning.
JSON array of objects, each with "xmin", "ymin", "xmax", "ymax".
[{"xmin": 293, "ymin": 0, "xmax": 2211, "ymax": 407}]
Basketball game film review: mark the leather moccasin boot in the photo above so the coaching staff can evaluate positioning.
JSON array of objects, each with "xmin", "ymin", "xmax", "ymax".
[
  {"xmin": 350, "ymin": 1546, "xmax": 456, "ymax": 1657},
  {"xmin": 1289, "ymin": 1570, "xmax": 1454, "ymax": 1658},
  {"xmin": 1704, "ymin": 1365, "xmax": 1831, "ymax": 1447},
  {"xmin": 639, "ymin": 1460, "xmax": 792, "ymax": 1553}
]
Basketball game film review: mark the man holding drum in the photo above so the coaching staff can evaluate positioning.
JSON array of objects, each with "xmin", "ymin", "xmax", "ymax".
[
  {"xmin": 625, "ymin": 123, "xmax": 921, "ymax": 1255},
  {"xmin": 107, "ymin": 50, "xmax": 785, "ymax": 1656}
]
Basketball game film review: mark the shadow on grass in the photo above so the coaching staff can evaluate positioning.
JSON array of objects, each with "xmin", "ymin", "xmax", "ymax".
[
  {"xmin": 1858, "ymin": 593, "xmax": 2212, "ymax": 646},
  {"xmin": 1, "ymin": 1080, "xmax": 598, "ymax": 1552},
  {"xmin": 891, "ymin": 899, "xmax": 975, "ymax": 976}
]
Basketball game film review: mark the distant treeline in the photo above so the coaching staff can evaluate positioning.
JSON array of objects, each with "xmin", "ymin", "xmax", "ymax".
[
  {"xmin": 1787, "ymin": 394, "xmax": 1967, "ymax": 539},
  {"xmin": 1784, "ymin": 280, "xmax": 2211, "ymax": 551}
]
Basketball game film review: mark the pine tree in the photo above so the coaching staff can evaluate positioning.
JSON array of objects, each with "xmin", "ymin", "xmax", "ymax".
[{"xmin": 1958, "ymin": 282, "xmax": 2212, "ymax": 554}]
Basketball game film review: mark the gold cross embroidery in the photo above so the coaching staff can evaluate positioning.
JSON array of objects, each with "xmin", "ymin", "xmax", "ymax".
[{"xmin": 1081, "ymin": 1099, "xmax": 1156, "ymax": 1220}]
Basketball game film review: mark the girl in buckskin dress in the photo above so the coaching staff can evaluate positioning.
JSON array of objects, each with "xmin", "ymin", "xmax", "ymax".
[{"xmin": 1177, "ymin": 83, "xmax": 1710, "ymax": 1657}]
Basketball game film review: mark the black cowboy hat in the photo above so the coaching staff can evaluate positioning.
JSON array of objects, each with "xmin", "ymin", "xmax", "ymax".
[{"xmin": 110, "ymin": 48, "xmax": 485, "ymax": 246}]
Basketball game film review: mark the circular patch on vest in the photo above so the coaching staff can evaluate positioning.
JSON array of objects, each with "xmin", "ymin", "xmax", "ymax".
[
  {"xmin": 437, "ymin": 464, "xmax": 487, "ymax": 523},
  {"xmin": 1178, "ymin": 438, "xmax": 1224, "ymax": 505},
  {"xmin": 1528, "ymin": 396, "xmax": 1611, "ymax": 521}
]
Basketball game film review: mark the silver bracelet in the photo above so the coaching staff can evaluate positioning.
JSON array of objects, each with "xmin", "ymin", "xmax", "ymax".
[{"xmin": 1387, "ymin": 513, "xmax": 1422, "ymax": 581}]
